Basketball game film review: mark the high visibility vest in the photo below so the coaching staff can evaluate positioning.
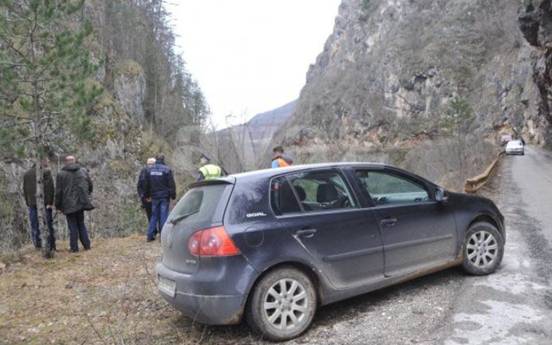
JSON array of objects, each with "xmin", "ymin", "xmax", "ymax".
[
  {"xmin": 199, "ymin": 164, "xmax": 222, "ymax": 180},
  {"xmin": 276, "ymin": 158, "xmax": 289, "ymax": 167}
]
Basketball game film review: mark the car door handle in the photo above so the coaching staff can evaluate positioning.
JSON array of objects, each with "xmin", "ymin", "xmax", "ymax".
[
  {"xmin": 380, "ymin": 217, "xmax": 398, "ymax": 228},
  {"xmin": 295, "ymin": 228, "xmax": 317, "ymax": 238}
]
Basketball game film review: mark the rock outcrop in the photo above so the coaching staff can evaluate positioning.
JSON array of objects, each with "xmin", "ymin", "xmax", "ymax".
[
  {"xmin": 284, "ymin": 0, "xmax": 550, "ymax": 146},
  {"xmin": 113, "ymin": 60, "xmax": 146, "ymax": 123},
  {"xmin": 519, "ymin": 0, "xmax": 552, "ymax": 144}
]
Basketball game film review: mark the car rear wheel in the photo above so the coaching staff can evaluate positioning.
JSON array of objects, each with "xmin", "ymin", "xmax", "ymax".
[
  {"xmin": 462, "ymin": 222, "xmax": 504, "ymax": 275},
  {"xmin": 246, "ymin": 267, "xmax": 317, "ymax": 341}
]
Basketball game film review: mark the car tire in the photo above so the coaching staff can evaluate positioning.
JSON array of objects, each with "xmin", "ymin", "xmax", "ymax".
[
  {"xmin": 246, "ymin": 267, "xmax": 317, "ymax": 341},
  {"xmin": 462, "ymin": 222, "xmax": 504, "ymax": 275}
]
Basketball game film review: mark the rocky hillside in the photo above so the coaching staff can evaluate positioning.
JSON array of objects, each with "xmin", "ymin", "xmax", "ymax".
[
  {"xmin": 274, "ymin": 0, "xmax": 552, "ymax": 188},
  {"xmin": 0, "ymin": 0, "xmax": 206, "ymax": 252},
  {"xmin": 519, "ymin": 0, "xmax": 552, "ymax": 137}
]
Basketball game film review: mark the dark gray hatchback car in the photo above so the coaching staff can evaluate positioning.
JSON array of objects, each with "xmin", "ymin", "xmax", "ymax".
[{"xmin": 155, "ymin": 163, "xmax": 505, "ymax": 341}]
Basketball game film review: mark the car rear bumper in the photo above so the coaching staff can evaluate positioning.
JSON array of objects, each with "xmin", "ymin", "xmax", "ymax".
[
  {"xmin": 155, "ymin": 260, "xmax": 256, "ymax": 325},
  {"xmin": 505, "ymin": 148, "xmax": 524, "ymax": 155}
]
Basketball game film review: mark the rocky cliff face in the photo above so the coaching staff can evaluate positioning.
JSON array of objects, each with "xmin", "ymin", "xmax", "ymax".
[
  {"xmin": 273, "ymin": 0, "xmax": 552, "ymax": 189},
  {"xmin": 519, "ymin": 0, "xmax": 552, "ymax": 142},
  {"xmin": 286, "ymin": 0, "xmax": 549, "ymax": 145}
]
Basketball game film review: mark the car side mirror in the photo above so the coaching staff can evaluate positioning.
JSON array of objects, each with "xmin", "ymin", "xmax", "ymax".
[{"xmin": 435, "ymin": 188, "xmax": 448, "ymax": 203}]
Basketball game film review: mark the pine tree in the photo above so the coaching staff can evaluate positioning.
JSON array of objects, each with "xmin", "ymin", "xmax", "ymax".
[{"xmin": 0, "ymin": 0, "xmax": 101, "ymax": 258}]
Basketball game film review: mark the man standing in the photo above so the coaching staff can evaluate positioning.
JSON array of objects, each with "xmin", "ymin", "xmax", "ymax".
[
  {"xmin": 55, "ymin": 155, "xmax": 94, "ymax": 252},
  {"xmin": 137, "ymin": 157, "xmax": 156, "ymax": 224},
  {"xmin": 145, "ymin": 154, "xmax": 176, "ymax": 242},
  {"xmin": 271, "ymin": 146, "xmax": 294, "ymax": 168},
  {"xmin": 197, "ymin": 155, "xmax": 223, "ymax": 181},
  {"xmin": 23, "ymin": 159, "xmax": 56, "ymax": 251}
]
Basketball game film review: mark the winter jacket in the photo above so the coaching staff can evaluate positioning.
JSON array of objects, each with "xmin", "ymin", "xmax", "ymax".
[
  {"xmin": 55, "ymin": 163, "xmax": 94, "ymax": 215},
  {"xmin": 23, "ymin": 166, "xmax": 54, "ymax": 208},
  {"xmin": 145, "ymin": 163, "xmax": 176, "ymax": 200}
]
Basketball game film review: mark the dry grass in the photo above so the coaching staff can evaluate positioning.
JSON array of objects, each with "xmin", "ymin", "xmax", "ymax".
[{"xmin": 0, "ymin": 235, "xmax": 230, "ymax": 345}]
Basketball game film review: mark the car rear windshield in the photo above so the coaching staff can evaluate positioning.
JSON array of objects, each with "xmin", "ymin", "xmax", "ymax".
[{"xmin": 168, "ymin": 184, "xmax": 229, "ymax": 225}]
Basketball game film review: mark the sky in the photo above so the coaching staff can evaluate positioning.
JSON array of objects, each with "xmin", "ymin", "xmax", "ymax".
[{"xmin": 166, "ymin": 0, "xmax": 341, "ymax": 128}]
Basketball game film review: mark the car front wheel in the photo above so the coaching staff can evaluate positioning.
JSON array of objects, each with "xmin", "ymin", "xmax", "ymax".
[
  {"xmin": 462, "ymin": 222, "xmax": 504, "ymax": 275},
  {"xmin": 246, "ymin": 267, "xmax": 317, "ymax": 341}
]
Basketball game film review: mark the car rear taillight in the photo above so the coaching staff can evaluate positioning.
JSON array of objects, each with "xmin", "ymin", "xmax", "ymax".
[{"xmin": 187, "ymin": 226, "xmax": 240, "ymax": 257}]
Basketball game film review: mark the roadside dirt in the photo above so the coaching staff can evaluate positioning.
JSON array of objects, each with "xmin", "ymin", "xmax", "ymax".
[
  {"xmin": 1, "ymin": 233, "xmax": 469, "ymax": 345},
  {"xmin": 0, "ymin": 235, "xmax": 174, "ymax": 345}
]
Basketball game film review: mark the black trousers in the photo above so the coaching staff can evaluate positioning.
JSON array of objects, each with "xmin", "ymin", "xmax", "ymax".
[{"xmin": 66, "ymin": 210, "xmax": 91, "ymax": 252}]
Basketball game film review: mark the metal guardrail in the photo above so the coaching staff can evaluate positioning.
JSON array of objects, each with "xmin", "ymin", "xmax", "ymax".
[{"xmin": 464, "ymin": 151, "xmax": 505, "ymax": 193}]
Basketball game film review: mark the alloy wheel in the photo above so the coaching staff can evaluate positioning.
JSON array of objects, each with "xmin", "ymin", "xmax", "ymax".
[
  {"xmin": 466, "ymin": 230, "xmax": 498, "ymax": 268},
  {"xmin": 263, "ymin": 278, "xmax": 308, "ymax": 330}
]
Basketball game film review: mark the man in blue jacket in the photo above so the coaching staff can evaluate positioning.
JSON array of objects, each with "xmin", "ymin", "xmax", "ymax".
[{"xmin": 145, "ymin": 154, "xmax": 176, "ymax": 242}]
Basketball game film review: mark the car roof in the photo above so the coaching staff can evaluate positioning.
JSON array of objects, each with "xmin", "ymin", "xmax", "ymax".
[
  {"xmin": 228, "ymin": 162, "xmax": 387, "ymax": 180},
  {"xmin": 191, "ymin": 162, "xmax": 437, "ymax": 189}
]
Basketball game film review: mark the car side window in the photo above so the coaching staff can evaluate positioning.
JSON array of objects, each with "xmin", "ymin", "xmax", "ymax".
[
  {"xmin": 288, "ymin": 170, "xmax": 356, "ymax": 212},
  {"xmin": 355, "ymin": 170, "xmax": 429, "ymax": 205},
  {"xmin": 270, "ymin": 177, "xmax": 301, "ymax": 215}
]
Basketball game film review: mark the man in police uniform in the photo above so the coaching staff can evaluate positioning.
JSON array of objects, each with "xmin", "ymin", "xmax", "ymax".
[
  {"xmin": 197, "ymin": 155, "xmax": 223, "ymax": 181},
  {"xmin": 144, "ymin": 154, "xmax": 176, "ymax": 242}
]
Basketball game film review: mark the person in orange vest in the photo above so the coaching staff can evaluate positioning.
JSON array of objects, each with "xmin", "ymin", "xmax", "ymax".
[{"xmin": 271, "ymin": 146, "xmax": 294, "ymax": 168}]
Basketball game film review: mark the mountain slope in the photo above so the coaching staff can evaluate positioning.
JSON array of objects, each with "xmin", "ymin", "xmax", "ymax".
[{"xmin": 273, "ymin": 0, "xmax": 551, "ymax": 189}]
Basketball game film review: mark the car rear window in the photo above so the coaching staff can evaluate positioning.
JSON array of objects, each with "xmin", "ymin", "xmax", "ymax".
[{"xmin": 168, "ymin": 184, "xmax": 229, "ymax": 225}]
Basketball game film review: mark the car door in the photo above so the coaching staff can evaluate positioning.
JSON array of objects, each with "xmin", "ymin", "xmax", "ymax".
[
  {"xmin": 353, "ymin": 169, "xmax": 457, "ymax": 277},
  {"xmin": 271, "ymin": 169, "xmax": 384, "ymax": 289}
]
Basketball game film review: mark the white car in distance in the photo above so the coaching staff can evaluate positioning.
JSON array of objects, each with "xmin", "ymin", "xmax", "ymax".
[{"xmin": 505, "ymin": 140, "xmax": 524, "ymax": 155}]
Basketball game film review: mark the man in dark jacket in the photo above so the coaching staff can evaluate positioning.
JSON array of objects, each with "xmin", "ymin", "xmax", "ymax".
[
  {"xmin": 137, "ymin": 157, "xmax": 156, "ymax": 228},
  {"xmin": 23, "ymin": 160, "xmax": 56, "ymax": 250},
  {"xmin": 55, "ymin": 155, "xmax": 94, "ymax": 252},
  {"xmin": 144, "ymin": 154, "xmax": 176, "ymax": 242}
]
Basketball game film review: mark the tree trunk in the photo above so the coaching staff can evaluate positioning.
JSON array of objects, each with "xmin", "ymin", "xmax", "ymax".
[
  {"xmin": 29, "ymin": 5, "xmax": 53, "ymax": 259},
  {"xmin": 33, "ymin": 121, "xmax": 52, "ymax": 259},
  {"xmin": 34, "ymin": 146, "xmax": 52, "ymax": 259}
]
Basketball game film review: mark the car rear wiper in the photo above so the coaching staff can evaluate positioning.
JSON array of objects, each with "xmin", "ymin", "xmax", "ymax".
[{"xmin": 169, "ymin": 210, "xmax": 199, "ymax": 225}]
